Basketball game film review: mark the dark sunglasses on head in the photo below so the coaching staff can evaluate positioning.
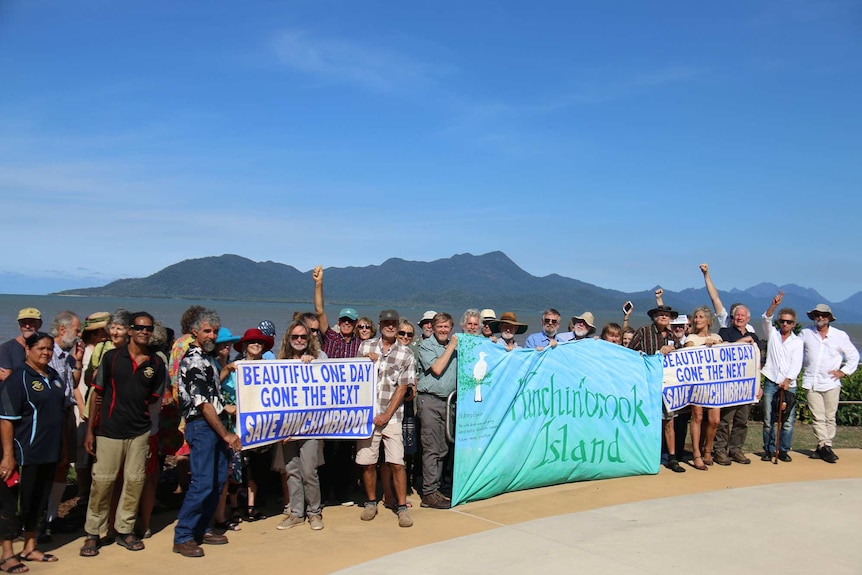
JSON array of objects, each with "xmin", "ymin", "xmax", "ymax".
[
  {"xmin": 289, "ymin": 334, "xmax": 308, "ymax": 340},
  {"xmin": 778, "ymin": 319, "xmax": 796, "ymax": 324},
  {"xmin": 130, "ymin": 325, "xmax": 154, "ymax": 332},
  {"xmin": 397, "ymin": 331, "xmax": 414, "ymax": 337}
]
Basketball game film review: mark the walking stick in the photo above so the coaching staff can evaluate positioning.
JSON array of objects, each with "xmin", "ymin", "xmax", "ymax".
[{"xmin": 773, "ymin": 388, "xmax": 785, "ymax": 464}]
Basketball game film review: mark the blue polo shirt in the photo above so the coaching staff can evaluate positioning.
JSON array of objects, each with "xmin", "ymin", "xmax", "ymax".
[{"xmin": 0, "ymin": 363, "xmax": 65, "ymax": 465}]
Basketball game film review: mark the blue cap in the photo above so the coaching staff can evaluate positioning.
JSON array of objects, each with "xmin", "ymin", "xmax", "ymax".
[
  {"xmin": 215, "ymin": 327, "xmax": 241, "ymax": 344},
  {"xmin": 257, "ymin": 320, "xmax": 276, "ymax": 338},
  {"xmin": 338, "ymin": 308, "xmax": 359, "ymax": 321}
]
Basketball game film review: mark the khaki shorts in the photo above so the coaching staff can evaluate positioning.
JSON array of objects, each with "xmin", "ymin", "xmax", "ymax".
[{"xmin": 355, "ymin": 421, "xmax": 404, "ymax": 466}]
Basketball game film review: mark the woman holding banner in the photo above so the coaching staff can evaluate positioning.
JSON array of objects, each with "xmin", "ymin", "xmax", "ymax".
[
  {"xmin": 685, "ymin": 306, "xmax": 723, "ymax": 470},
  {"xmin": 276, "ymin": 320, "xmax": 327, "ymax": 532}
]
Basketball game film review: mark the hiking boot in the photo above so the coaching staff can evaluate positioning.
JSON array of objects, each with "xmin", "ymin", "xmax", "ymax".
[
  {"xmin": 360, "ymin": 502, "xmax": 378, "ymax": 521},
  {"xmin": 173, "ymin": 540, "xmax": 204, "ymax": 558},
  {"xmin": 397, "ymin": 508, "xmax": 413, "ymax": 528},
  {"xmin": 729, "ymin": 450, "xmax": 750, "ymax": 464},
  {"xmin": 276, "ymin": 514, "xmax": 306, "ymax": 530},
  {"xmin": 665, "ymin": 458, "xmax": 685, "ymax": 473},
  {"xmin": 778, "ymin": 452, "xmax": 792, "ymax": 462},
  {"xmin": 420, "ymin": 491, "xmax": 450, "ymax": 509},
  {"xmin": 200, "ymin": 531, "xmax": 228, "ymax": 545},
  {"xmin": 308, "ymin": 513, "xmax": 324, "ymax": 531},
  {"xmin": 713, "ymin": 451, "xmax": 732, "ymax": 466}
]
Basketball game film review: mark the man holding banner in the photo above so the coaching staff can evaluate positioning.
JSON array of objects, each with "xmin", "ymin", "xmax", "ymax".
[
  {"xmin": 355, "ymin": 310, "xmax": 415, "ymax": 527},
  {"xmin": 715, "ymin": 306, "xmax": 760, "ymax": 465},
  {"xmin": 628, "ymin": 305, "xmax": 685, "ymax": 473}
]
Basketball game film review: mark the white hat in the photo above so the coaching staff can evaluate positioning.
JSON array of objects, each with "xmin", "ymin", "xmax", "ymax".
[
  {"xmin": 670, "ymin": 314, "xmax": 688, "ymax": 326},
  {"xmin": 418, "ymin": 311, "xmax": 437, "ymax": 326}
]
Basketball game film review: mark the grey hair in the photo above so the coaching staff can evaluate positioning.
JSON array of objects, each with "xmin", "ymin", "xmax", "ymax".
[
  {"xmin": 192, "ymin": 308, "xmax": 221, "ymax": 331},
  {"xmin": 150, "ymin": 321, "xmax": 168, "ymax": 348},
  {"xmin": 691, "ymin": 305, "xmax": 715, "ymax": 330},
  {"xmin": 110, "ymin": 308, "xmax": 132, "ymax": 328},
  {"xmin": 49, "ymin": 310, "xmax": 79, "ymax": 337},
  {"xmin": 461, "ymin": 309, "xmax": 480, "ymax": 327}
]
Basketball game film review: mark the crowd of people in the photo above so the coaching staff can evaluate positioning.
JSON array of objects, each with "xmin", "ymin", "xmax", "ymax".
[{"xmin": 0, "ymin": 262, "xmax": 857, "ymax": 565}]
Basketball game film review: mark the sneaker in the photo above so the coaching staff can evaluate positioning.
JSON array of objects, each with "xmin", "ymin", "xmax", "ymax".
[
  {"xmin": 276, "ymin": 514, "xmax": 305, "ymax": 530},
  {"xmin": 729, "ymin": 450, "xmax": 751, "ymax": 464},
  {"xmin": 307, "ymin": 513, "xmax": 324, "ymax": 531},
  {"xmin": 761, "ymin": 452, "xmax": 773, "ymax": 462},
  {"xmin": 778, "ymin": 452, "xmax": 792, "ymax": 462},
  {"xmin": 823, "ymin": 445, "xmax": 839, "ymax": 461},
  {"xmin": 360, "ymin": 503, "xmax": 378, "ymax": 521},
  {"xmin": 665, "ymin": 458, "xmax": 686, "ymax": 473},
  {"xmin": 420, "ymin": 491, "xmax": 450, "ymax": 509},
  {"xmin": 713, "ymin": 451, "xmax": 732, "ymax": 466},
  {"xmin": 818, "ymin": 445, "xmax": 837, "ymax": 464},
  {"xmin": 396, "ymin": 508, "xmax": 413, "ymax": 528}
]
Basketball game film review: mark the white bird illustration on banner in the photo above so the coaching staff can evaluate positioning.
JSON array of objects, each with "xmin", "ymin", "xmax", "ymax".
[{"xmin": 473, "ymin": 351, "xmax": 488, "ymax": 402}]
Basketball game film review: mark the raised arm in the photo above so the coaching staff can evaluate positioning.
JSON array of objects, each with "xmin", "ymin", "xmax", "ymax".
[
  {"xmin": 654, "ymin": 288, "xmax": 664, "ymax": 307},
  {"xmin": 312, "ymin": 265, "xmax": 330, "ymax": 333},
  {"xmin": 700, "ymin": 263, "xmax": 726, "ymax": 317},
  {"xmin": 762, "ymin": 291, "xmax": 783, "ymax": 334}
]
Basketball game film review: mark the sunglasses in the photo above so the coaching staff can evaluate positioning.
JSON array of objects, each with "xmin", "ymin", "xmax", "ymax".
[
  {"xmin": 309, "ymin": 328, "xmax": 320, "ymax": 334},
  {"xmin": 339, "ymin": 317, "xmax": 357, "ymax": 324},
  {"xmin": 397, "ymin": 331, "xmax": 414, "ymax": 337},
  {"xmin": 289, "ymin": 334, "xmax": 308, "ymax": 341},
  {"xmin": 543, "ymin": 319, "xmax": 559, "ymax": 325},
  {"xmin": 811, "ymin": 313, "xmax": 829, "ymax": 319},
  {"xmin": 357, "ymin": 324, "xmax": 372, "ymax": 330},
  {"xmin": 778, "ymin": 319, "xmax": 796, "ymax": 325},
  {"xmin": 130, "ymin": 325, "xmax": 155, "ymax": 332}
]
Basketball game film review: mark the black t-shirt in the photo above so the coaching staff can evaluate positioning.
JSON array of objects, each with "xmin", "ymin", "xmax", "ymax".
[
  {"xmin": 718, "ymin": 326, "xmax": 761, "ymax": 344},
  {"xmin": 94, "ymin": 347, "xmax": 166, "ymax": 439},
  {"xmin": 0, "ymin": 339, "xmax": 25, "ymax": 372},
  {"xmin": 0, "ymin": 363, "xmax": 65, "ymax": 465}
]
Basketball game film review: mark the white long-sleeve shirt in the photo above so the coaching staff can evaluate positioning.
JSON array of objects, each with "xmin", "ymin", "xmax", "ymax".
[
  {"xmin": 801, "ymin": 325, "xmax": 860, "ymax": 392},
  {"xmin": 761, "ymin": 314, "xmax": 803, "ymax": 388}
]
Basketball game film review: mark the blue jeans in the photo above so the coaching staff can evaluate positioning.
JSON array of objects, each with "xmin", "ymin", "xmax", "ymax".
[
  {"xmin": 173, "ymin": 419, "xmax": 229, "ymax": 544},
  {"xmin": 762, "ymin": 380, "xmax": 796, "ymax": 454}
]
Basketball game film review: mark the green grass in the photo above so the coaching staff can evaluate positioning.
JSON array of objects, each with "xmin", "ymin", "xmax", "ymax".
[{"xmin": 742, "ymin": 422, "xmax": 862, "ymax": 454}]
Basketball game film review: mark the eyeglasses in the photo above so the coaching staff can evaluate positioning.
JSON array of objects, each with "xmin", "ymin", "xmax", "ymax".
[
  {"xmin": 130, "ymin": 325, "xmax": 155, "ymax": 332},
  {"xmin": 289, "ymin": 334, "xmax": 308, "ymax": 341},
  {"xmin": 357, "ymin": 324, "xmax": 372, "ymax": 330},
  {"xmin": 543, "ymin": 319, "xmax": 559, "ymax": 325},
  {"xmin": 778, "ymin": 319, "xmax": 796, "ymax": 325},
  {"xmin": 397, "ymin": 331, "xmax": 414, "ymax": 337}
]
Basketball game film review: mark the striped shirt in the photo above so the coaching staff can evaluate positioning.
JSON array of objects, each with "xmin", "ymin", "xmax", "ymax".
[{"xmin": 628, "ymin": 323, "xmax": 679, "ymax": 355}]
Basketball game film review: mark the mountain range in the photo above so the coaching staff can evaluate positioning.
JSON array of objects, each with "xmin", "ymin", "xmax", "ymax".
[{"xmin": 55, "ymin": 252, "xmax": 862, "ymax": 323}]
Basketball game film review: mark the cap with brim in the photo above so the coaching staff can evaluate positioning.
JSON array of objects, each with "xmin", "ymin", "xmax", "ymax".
[
  {"xmin": 17, "ymin": 308, "xmax": 41, "ymax": 321},
  {"xmin": 807, "ymin": 304, "xmax": 836, "ymax": 322},
  {"xmin": 647, "ymin": 305, "xmax": 679, "ymax": 320},
  {"xmin": 670, "ymin": 314, "xmax": 688, "ymax": 326},
  {"xmin": 216, "ymin": 327, "xmax": 241, "ymax": 345},
  {"xmin": 258, "ymin": 320, "xmax": 276, "ymax": 338},
  {"xmin": 571, "ymin": 311, "xmax": 597, "ymax": 334},
  {"xmin": 235, "ymin": 328, "xmax": 275, "ymax": 353},
  {"xmin": 83, "ymin": 311, "xmax": 111, "ymax": 331},
  {"xmin": 379, "ymin": 309, "xmax": 399, "ymax": 322},
  {"xmin": 418, "ymin": 310, "xmax": 437, "ymax": 326},
  {"xmin": 480, "ymin": 309, "xmax": 497, "ymax": 322},
  {"xmin": 338, "ymin": 308, "xmax": 359, "ymax": 321},
  {"xmin": 489, "ymin": 311, "xmax": 529, "ymax": 335}
]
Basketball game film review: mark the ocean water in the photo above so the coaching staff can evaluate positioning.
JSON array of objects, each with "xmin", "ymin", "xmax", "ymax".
[{"xmin": 2, "ymin": 294, "xmax": 860, "ymax": 349}]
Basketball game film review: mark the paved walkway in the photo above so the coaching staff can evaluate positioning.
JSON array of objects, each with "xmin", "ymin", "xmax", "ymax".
[{"xmin": 41, "ymin": 449, "xmax": 862, "ymax": 574}]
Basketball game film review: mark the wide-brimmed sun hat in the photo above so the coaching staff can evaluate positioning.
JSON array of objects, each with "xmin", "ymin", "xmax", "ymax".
[
  {"xmin": 647, "ymin": 305, "xmax": 679, "ymax": 320},
  {"xmin": 571, "ymin": 311, "xmax": 596, "ymax": 334},
  {"xmin": 215, "ymin": 327, "xmax": 241, "ymax": 345},
  {"xmin": 807, "ymin": 304, "xmax": 836, "ymax": 323},
  {"xmin": 489, "ymin": 311, "xmax": 529, "ymax": 335},
  {"xmin": 235, "ymin": 328, "xmax": 275, "ymax": 352},
  {"xmin": 83, "ymin": 311, "xmax": 111, "ymax": 331}
]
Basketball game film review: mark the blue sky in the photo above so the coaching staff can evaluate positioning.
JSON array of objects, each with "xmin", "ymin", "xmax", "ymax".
[{"xmin": 1, "ymin": 0, "xmax": 860, "ymax": 301}]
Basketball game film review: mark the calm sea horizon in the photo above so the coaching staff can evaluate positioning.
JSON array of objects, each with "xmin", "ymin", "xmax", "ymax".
[{"xmin": 1, "ymin": 293, "xmax": 860, "ymax": 350}]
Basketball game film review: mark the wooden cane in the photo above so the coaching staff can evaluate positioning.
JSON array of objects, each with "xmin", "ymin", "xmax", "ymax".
[{"xmin": 773, "ymin": 388, "xmax": 785, "ymax": 464}]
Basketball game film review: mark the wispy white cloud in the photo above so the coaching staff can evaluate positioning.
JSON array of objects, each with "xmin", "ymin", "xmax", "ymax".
[{"xmin": 269, "ymin": 29, "xmax": 451, "ymax": 93}]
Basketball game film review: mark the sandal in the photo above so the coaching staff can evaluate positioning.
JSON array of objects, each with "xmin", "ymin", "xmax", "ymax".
[
  {"xmin": 18, "ymin": 550, "xmax": 58, "ymax": 563},
  {"xmin": 703, "ymin": 453, "xmax": 714, "ymax": 466},
  {"xmin": 245, "ymin": 507, "xmax": 266, "ymax": 522},
  {"xmin": 214, "ymin": 519, "xmax": 242, "ymax": 531},
  {"xmin": 692, "ymin": 456, "xmax": 708, "ymax": 471},
  {"xmin": 80, "ymin": 534, "xmax": 100, "ymax": 557},
  {"xmin": 116, "ymin": 533, "xmax": 145, "ymax": 552},
  {"xmin": 0, "ymin": 556, "xmax": 28, "ymax": 573}
]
